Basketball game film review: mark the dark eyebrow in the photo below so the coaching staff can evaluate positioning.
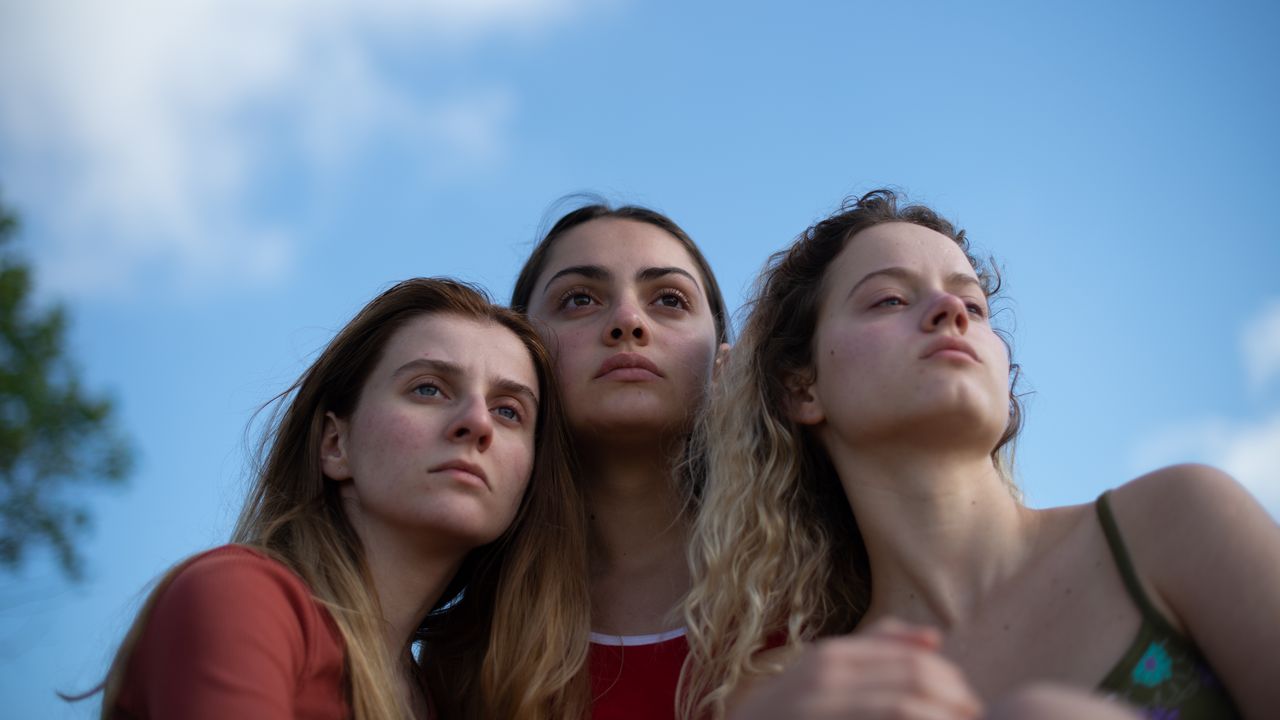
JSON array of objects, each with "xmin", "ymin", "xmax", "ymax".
[
  {"xmin": 636, "ymin": 266, "xmax": 701, "ymax": 290},
  {"xmin": 542, "ymin": 265, "xmax": 610, "ymax": 292},
  {"xmin": 847, "ymin": 267, "xmax": 984, "ymax": 300},
  {"xmin": 392, "ymin": 358, "xmax": 539, "ymax": 409}
]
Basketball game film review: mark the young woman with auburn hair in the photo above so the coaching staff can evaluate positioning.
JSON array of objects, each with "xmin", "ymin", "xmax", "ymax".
[
  {"xmin": 683, "ymin": 190, "xmax": 1280, "ymax": 719},
  {"xmin": 89, "ymin": 278, "xmax": 590, "ymax": 719},
  {"xmin": 510, "ymin": 202, "xmax": 730, "ymax": 720}
]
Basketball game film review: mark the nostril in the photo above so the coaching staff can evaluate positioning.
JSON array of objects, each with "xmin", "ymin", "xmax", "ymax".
[
  {"xmin": 632, "ymin": 327, "xmax": 642, "ymax": 339},
  {"xmin": 611, "ymin": 327, "xmax": 623, "ymax": 340}
]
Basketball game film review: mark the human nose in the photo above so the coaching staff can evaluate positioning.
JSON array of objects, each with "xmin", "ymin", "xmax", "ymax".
[
  {"xmin": 922, "ymin": 292, "xmax": 969, "ymax": 334},
  {"xmin": 445, "ymin": 395, "xmax": 493, "ymax": 451},
  {"xmin": 603, "ymin": 295, "xmax": 649, "ymax": 345}
]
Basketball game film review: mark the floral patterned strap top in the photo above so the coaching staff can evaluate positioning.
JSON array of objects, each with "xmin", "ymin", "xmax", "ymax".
[{"xmin": 1094, "ymin": 491, "xmax": 1241, "ymax": 719}]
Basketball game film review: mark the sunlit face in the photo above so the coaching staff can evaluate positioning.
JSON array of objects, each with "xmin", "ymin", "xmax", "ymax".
[
  {"xmin": 527, "ymin": 218, "xmax": 723, "ymax": 441},
  {"xmin": 796, "ymin": 222, "xmax": 1010, "ymax": 454},
  {"xmin": 322, "ymin": 314, "xmax": 539, "ymax": 551}
]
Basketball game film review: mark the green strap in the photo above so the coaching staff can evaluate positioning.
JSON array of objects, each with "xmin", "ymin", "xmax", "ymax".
[{"xmin": 1095, "ymin": 491, "xmax": 1179, "ymax": 637}]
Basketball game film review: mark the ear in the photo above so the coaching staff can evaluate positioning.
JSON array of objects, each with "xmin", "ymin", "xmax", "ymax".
[
  {"xmin": 320, "ymin": 411, "xmax": 353, "ymax": 481},
  {"xmin": 711, "ymin": 342, "xmax": 731, "ymax": 382},
  {"xmin": 784, "ymin": 371, "xmax": 825, "ymax": 426}
]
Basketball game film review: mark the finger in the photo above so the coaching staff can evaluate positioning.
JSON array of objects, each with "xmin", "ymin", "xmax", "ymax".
[
  {"xmin": 857, "ymin": 617, "xmax": 943, "ymax": 649},
  {"xmin": 810, "ymin": 643, "xmax": 983, "ymax": 716}
]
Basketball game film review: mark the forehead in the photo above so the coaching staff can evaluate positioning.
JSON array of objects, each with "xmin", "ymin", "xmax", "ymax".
[
  {"xmin": 830, "ymin": 222, "xmax": 977, "ymax": 286},
  {"xmin": 538, "ymin": 218, "xmax": 705, "ymax": 286},
  {"xmin": 377, "ymin": 313, "xmax": 537, "ymax": 391}
]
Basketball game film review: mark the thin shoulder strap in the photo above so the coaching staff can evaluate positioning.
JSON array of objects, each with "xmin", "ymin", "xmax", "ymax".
[{"xmin": 1095, "ymin": 490, "xmax": 1173, "ymax": 630}]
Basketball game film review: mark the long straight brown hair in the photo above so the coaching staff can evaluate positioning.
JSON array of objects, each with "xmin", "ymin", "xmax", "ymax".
[{"xmin": 94, "ymin": 278, "xmax": 591, "ymax": 719}]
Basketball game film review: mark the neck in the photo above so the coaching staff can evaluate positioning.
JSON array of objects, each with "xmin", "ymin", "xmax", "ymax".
[
  {"xmin": 832, "ymin": 441, "xmax": 1037, "ymax": 630},
  {"xmin": 578, "ymin": 435, "xmax": 692, "ymax": 633},
  {"xmin": 353, "ymin": 519, "xmax": 467, "ymax": 675},
  {"xmin": 580, "ymin": 437, "xmax": 689, "ymax": 571}
]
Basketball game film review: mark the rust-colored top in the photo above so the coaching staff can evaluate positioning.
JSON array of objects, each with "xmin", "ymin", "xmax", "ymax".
[{"xmin": 111, "ymin": 545, "xmax": 348, "ymax": 720}]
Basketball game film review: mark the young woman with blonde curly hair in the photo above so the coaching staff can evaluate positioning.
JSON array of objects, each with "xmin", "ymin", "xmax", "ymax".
[
  {"xmin": 90, "ymin": 278, "xmax": 591, "ymax": 719},
  {"xmin": 683, "ymin": 190, "xmax": 1280, "ymax": 719}
]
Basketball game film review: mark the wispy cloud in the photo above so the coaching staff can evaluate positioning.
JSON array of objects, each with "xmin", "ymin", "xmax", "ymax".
[
  {"xmin": 1131, "ymin": 414, "xmax": 1280, "ymax": 518},
  {"xmin": 1131, "ymin": 297, "xmax": 1280, "ymax": 518},
  {"xmin": 1243, "ymin": 299, "xmax": 1280, "ymax": 391},
  {"xmin": 0, "ymin": 0, "xmax": 586, "ymax": 297}
]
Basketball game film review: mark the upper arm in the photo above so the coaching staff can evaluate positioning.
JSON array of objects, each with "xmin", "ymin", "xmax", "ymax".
[
  {"xmin": 127, "ymin": 551, "xmax": 313, "ymax": 720},
  {"xmin": 1111, "ymin": 465, "xmax": 1280, "ymax": 719}
]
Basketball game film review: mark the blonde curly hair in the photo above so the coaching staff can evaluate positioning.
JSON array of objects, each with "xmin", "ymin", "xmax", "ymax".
[{"xmin": 681, "ymin": 190, "xmax": 1020, "ymax": 719}]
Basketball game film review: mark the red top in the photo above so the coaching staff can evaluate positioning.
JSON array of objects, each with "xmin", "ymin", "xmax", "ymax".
[
  {"xmin": 111, "ymin": 545, "xmax": 348, "ymax": 720},
  {"xmin": 589, "ymin": 629, "xmax": 688, "ymax": 720}
]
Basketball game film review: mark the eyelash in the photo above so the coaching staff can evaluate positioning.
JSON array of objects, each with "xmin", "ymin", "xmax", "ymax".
[
  {"xmin": 555, "ymin": 286, "xmax": 693, "ymax": 311},
  {"xmin": 493, "ymin": 404, "xmax": 523, "ymax": 423},
  {"xmin": 413, "ymin": 382, "xmax": 443, "ymax": 398},
  {"xmin": 871, "ymin": 295, "xmax": 988, "ymax": 318},
  {"xmin": 653, "ymin": 287, "xmax": 691, "ymax": 310},
  {"xmin": 556, "ymin": 286, "xmax": 599, "ymax": 310},
  {"xmin": 413, "ymin": 381, "xmax": 526, "ymax": 424}
]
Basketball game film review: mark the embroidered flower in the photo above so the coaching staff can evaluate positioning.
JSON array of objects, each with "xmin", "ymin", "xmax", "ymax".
[{"xmin": 1131, "ymin": 642, "xmax": 1174, "ymax": 687}]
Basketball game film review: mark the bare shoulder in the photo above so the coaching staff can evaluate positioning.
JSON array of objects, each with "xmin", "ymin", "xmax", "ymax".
[
  {"xmin": 1107, "ymin": 463, "xmax": 1260, "ymax": 537},
  {"xmin": 1107, "ymin": 464, "xmax": 1280, "ymax": 618},
  {"xmin": 1106, "ymin": 473, "xmax": 1280, "ymax": 715}
]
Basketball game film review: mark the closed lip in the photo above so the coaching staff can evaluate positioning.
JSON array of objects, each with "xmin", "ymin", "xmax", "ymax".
[
  {"xmin": 594, "ymin": 352, "xmax": 664, "ymax": 379},
  {"xmin": 920, "ymin": 336, "xmax": 979, "ymax": 362},
  {"xmin": 430, "ymin": 459, "xmax": 488, "ymax": 488}
]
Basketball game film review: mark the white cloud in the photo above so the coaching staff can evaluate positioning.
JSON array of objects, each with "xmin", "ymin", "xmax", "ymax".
[
  {"xmin": 1242, "ymin": 299, "xmax": 1280, "ymax": 391},
  {"xmin": 0, "ymin": 0, "xmax": 588, "ymax": 297},
  {"xmin": 1130, "ymin": 298, "xmax": 1280, "ymax": 518},
  {"xmin": 1130, "ymin": 414, "xmax": 1280, "ymax": 518}
]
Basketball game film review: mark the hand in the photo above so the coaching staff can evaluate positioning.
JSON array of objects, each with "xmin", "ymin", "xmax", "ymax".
[
  {"xmin": 728, "ymin": 618, "xmax": 983, "ymax": 720},
  {"xmin": 986, "ymin": 684, "xmax": 1143, "ymax": 720}
]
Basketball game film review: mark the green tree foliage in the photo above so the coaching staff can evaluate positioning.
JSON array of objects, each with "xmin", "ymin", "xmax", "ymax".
[{"xmin": 0, "ymin": 197, "xmax": 132, "ymax": 580}]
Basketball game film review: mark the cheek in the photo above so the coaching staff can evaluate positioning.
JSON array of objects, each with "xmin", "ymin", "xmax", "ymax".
[
  {"xmin": 351, "ymin": 408, "xmax": 421, "ymax": 470},
  {"xmin": 498, "ymin": 437, "xmax": 537, "ymax": 509},
  {"xmin": 544, "ymin": 325, "xmax": 594, "ymax": 384},
  {"xmin": 817, "ymin": 327, "xmax": 885, "ymax": 381}
]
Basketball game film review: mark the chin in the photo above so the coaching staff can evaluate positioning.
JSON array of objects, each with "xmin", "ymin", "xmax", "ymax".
[{"xmin": 572, "ymin": 397, "xmax": 690, "ymax": 433}]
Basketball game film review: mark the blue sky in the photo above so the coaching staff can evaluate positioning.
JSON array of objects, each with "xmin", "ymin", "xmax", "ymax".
[{"xmin": 1, "ymin": 0, "xmax": 1278, "ymax": 715}]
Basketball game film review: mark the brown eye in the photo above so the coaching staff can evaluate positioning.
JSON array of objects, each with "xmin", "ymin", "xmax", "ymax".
[
  {"xmin": 557, "ymin": 287, "xmax": 598, "ymax": 310},
  {"xmin": 654, "ymin": 288, "xmax": 690, "ymax": 310}
]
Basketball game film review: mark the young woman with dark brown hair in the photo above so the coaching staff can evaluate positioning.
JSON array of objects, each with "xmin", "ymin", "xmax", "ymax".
[{"xmin": 511, "ymin": 203, "xmax": 730, "ymax": 720}]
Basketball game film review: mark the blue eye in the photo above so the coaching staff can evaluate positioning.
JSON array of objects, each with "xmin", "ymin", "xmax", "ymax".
[
  {"xmin": 874, "ymin": 296, "xmax": 905, "ymax": 308},
  {"xmin": 494, "ymin": 405, "xmax": 521, "ymax": 422},
  {"xmin": 413, "ymin": 383, "xmax": 442, "ymax": 398},
  {"xmin": 966, "ymin": 302, "xmax": 988, "ymax": 318}
]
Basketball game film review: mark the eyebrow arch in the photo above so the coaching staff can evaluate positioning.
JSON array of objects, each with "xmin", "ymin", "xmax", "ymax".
[
  {"xmin": 847, "ymin": 267, "xmax": 984, "ymax": 299},
  {"xmin": 637, "ymin": 266, "xmax": 700, "ymax": 289},
  {"xmin": 392, "ymin": 358, "xmax": 539, "ymax": 409},
  {"xmin": 542, "ymin": 264, "xmax": 701, "ymax": 293},
  {"xmin": 542, "ymin": 265, "xmax": 610, "ymax": 292}
]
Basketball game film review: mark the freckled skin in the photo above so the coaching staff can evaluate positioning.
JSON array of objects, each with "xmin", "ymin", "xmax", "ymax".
[
  {"xmin": 325, "ymin": 315, "xmax": 539, "ymax": 553},
  {"xmin": 807, "ymin": 222, "xmax": 1011, "ymax": 453}
]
